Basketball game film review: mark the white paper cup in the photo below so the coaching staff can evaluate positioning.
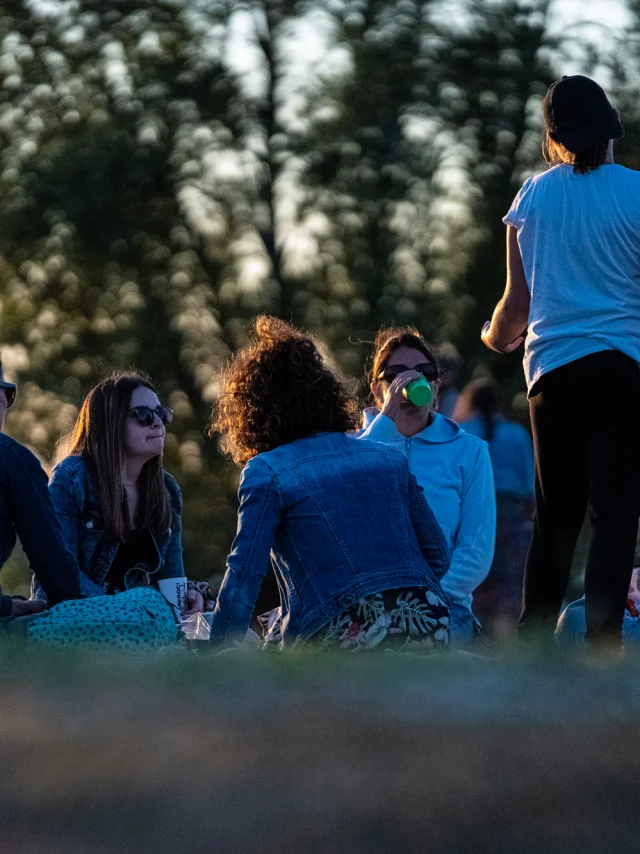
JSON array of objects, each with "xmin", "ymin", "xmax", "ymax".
[{"xmin": 158, "ymin": 577, "xmax": 188, "ymax": 615}]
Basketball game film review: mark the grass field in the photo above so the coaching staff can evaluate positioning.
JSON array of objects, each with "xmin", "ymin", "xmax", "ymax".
[{"xmin": 1, "ymin": 646, "xmax": 638, "ymax": 853}]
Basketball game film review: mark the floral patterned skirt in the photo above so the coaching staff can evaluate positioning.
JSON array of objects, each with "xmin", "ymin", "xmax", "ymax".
[{"xmin": 260, "ymin": 586, "xmax": 450, "ymax": 651}]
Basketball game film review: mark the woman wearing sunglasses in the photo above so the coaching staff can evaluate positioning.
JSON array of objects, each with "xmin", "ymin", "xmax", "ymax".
[
  {"xmin": 359, "ymin": 327, "xmax": 496, "ymax": 644},
  {"xmin": 29, "ymin": 371, "xmax": 195, "ymax": 650}
]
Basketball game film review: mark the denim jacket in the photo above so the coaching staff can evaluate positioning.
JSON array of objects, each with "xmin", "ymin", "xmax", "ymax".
[
  {"xmin": 0, "ymin": 433, "xmax": 80, "ymax": 615},
  {"xmin": 209, "ymin": 431, "xmax": 451, "ymax": 646},
  {"xmin": 36, "ymin": 454, "xmax": 186, "ymax": 600}
]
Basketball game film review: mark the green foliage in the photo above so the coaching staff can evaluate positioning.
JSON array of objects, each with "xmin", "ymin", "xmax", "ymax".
[
  {"xmin": 434, "ymin": 0, "xmax": 558, "ymax": 395},
  {"xmin": 0, "ymin": 0, "xmax": 636, "ymax": 590}
]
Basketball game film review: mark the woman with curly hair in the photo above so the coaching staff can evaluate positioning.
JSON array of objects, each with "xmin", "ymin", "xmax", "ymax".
[{"xmin": 209, "ymin": 316, "xmax": 451, "ymax": 650}]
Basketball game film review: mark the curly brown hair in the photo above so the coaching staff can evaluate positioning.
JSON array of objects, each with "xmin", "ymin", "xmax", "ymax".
[{"xmin": 211, "ymin": 316, "xmax": 359, "ymax": 466}]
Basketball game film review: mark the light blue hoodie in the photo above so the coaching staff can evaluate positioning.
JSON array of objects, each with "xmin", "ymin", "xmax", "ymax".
[{"xmin": 359, "ymin": 409, "xmax": 496, "ymax": 620}]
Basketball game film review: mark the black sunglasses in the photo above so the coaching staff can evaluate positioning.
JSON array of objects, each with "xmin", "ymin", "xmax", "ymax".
[
  {"xmin": 378, "ymin": 362, "xmax": 439, "ymax": 384},
  {"xmin": 128, "ymin": 405, "xmax": 173, "ymax": 427},
  {"xmin": 2, "ymin": 387, "xmax": 16, "ymax": 408}
]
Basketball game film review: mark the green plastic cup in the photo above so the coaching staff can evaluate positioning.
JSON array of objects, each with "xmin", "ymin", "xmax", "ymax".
[{"xmin": 402, "ymin": 376, "xmax": 433, "ymax": 407}]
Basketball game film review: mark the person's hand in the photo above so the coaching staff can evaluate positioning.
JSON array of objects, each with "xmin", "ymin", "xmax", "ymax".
[
  {"xmin": 183, "ymin": 589, "xmax": 204, "ymax": 616},
  {"xmin": 11, "ymin": 598, "xmax": 47, "ymax": 617},
  {"xmin": 380, "ymin": 370, "xmax": 422, "ymax": 424},
  {"xmin": 481, "ymin": 321, "xmax": 524, "ymax": 354}
]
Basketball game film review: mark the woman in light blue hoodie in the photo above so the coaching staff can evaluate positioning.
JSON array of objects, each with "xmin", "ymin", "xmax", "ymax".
[{"xmin": 359, "ymin": 327, "xmax": 496, "ymax": 644}]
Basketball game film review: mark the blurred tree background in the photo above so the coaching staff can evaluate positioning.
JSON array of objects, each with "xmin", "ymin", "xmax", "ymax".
[{"xmin": 0, "ymin": 0, "xmax": 635, "ymax": 593}]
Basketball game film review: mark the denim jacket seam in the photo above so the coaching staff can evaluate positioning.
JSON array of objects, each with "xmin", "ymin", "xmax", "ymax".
[
  {"xmin": 267, "ymin": 464, "xmax": 287, "ymax": 507},
  {"xmin": 155, "ymin": 489, "xmax": 183, "ymax": 576},
  {"xmin": 392, "ymin": 453, "xmax": 413, "ymax": 568},
  {"xmin": 429, "ymin": 507, "xmax": 448, "ymax": 568},
  {"xmin": 411, "ymin": 477, "xmax": 449, "ymax": 568},
  {"xmin": 268, "ymin": 469, "xmax": 322, "ymax": 626},
  {"xmin": 50, "ymin": 466, "xmax": 90, "ymax": 586},
  {"xmin": 72, "ymin": 468, "xmax": 86, "ymax": 505},
  {"xmin": 296, "ymin": 468, "xmax": 358, "ymax": 576},
  {"xmin": 56, "ymin": 458, "xmax": 87, "ymax": 505},
  {"xmin": 278, "ymin": 529, "xmax": 328, "ymax": 625},
  {"xmin": 163, "ymin": 471, "xmax": 183, "ymax": 518},
  {"xmin": 221, "ymin": 469, "xmax": 278, "ymax": 638}
]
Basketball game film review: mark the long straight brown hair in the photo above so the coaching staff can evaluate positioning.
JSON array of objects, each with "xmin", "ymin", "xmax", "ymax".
[{"xmin": 61, "ymin": 371, "xmax": 172, "ymax": 543}]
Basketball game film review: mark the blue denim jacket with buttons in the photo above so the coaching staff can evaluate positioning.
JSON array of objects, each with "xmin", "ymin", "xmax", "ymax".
[
  {"xmin": 35, "ymin": 454, "xmax": 186, "ymax": 600},
  {"xmin": 209, "ymin": 431, "xmax": 451, "ymax": 646}
]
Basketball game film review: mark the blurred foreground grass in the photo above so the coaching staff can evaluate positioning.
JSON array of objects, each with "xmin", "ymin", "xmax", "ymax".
[{"xmin": 1, "ymin": 646, "xmax": 639, "ymax": 853}]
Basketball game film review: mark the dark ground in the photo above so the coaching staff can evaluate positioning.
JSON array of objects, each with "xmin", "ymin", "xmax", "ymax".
[{"xmin": 1, "ymin": 647, "xmax": 638, "ymax": 853}]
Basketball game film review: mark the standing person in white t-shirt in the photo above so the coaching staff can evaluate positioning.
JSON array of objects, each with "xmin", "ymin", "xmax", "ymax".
[{"xmin": 481, "ymin": 75, "xmax": 640, "ymax": 648}]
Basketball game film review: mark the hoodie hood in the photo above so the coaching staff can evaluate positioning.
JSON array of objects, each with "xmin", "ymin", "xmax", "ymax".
[{"xmin": 361, "ymin": 407, "xmax": 465, "ymax": 444}]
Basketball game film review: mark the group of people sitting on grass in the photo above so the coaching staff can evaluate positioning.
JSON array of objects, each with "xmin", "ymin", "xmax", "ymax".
[
  {"xmin": 2, "ymin": 72, "xmax": 640, "ymax": 653},
  {"xmin": 0, "ymin": 320, "xmax": 514, "ymax": 652}
]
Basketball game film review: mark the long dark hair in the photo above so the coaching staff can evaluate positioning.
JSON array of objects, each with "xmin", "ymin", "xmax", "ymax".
[
  {"xmin": 211, "ymin": 316, "xmax": 358, "ymax": 466},
  {"xmin": 369, "ymin": 326, "xmax": 440, "ymax": 400},
  {"xmin": 61, "ymin": 371, "xmax": 172, "ymax": 542},
  {"xmin": 542, "ymin": 134, "xmax": 609, "ymax": 174},
  {"xmin": 455, "ymin": 378, "xmax": 502, "ymax": 443}
]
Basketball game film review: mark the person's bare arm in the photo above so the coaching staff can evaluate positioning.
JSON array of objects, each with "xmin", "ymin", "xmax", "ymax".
[{"xmin": 481, "ymin": 226, "xmax": 531, "ymax": 354}]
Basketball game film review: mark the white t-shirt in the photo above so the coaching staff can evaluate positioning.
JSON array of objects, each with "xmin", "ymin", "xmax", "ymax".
[{"xmin": 503, "ymin": 163, "xmax": 640, "ymax": 392}]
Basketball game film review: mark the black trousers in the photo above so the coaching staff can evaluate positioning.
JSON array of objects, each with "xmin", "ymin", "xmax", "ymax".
[{"xmin": 521, "ymin": 350, "xmax": 640, "ymax": 644}]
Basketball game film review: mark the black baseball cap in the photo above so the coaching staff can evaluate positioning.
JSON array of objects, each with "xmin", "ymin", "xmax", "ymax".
[{"xmin": 542, "ymin": 75, "xmax": 624, "ymax": 154}]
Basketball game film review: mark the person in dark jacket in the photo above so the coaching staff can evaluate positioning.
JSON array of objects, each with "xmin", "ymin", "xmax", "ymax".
[{"xmin": 0, "ymin": 362, "xmax": 80, "ymax": 618}]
